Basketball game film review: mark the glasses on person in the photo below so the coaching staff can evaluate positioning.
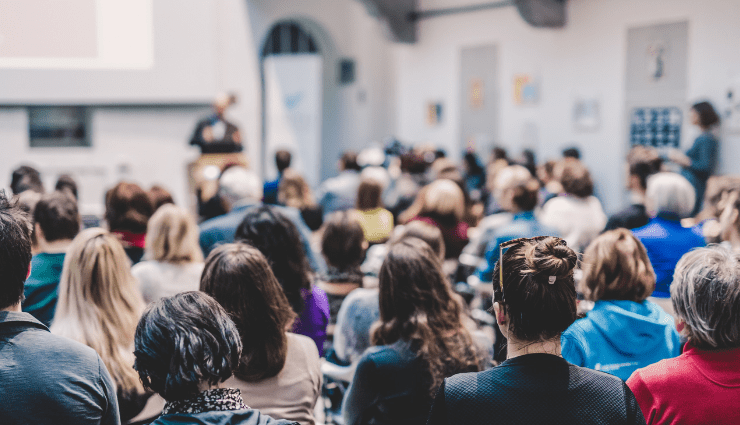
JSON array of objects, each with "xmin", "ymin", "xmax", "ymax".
[{"xmin": 497, "ymin": 235, "xmax": 564, "ymax": 302}]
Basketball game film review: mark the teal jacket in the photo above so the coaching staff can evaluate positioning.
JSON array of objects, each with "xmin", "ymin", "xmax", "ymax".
[{"xmin": 22, "ymin": 252, "xmax": 66, "ymax": 326}]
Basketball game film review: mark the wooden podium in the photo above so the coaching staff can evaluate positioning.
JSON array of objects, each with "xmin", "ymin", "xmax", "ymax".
[{"xmin": 187, "ymin": 153, "xmax": 250, "ymax": 214}]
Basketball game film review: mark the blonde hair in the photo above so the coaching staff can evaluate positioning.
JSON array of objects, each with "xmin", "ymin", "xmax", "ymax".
[
  {"xmin": 422, "ymin": 179, "xmax": 465, "ymax": 222},
  {"xmin": 52, "ymin": 228, "xmax": 145, "ymax": 397},
  {"xmin": 145, "ymin": 204, "xmax": 203, "ymax": 263}
]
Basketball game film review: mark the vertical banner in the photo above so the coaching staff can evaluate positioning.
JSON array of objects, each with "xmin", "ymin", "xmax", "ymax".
[{"xmin": 264, "ymin": 54, "xmax": 323, "ymax": 188}]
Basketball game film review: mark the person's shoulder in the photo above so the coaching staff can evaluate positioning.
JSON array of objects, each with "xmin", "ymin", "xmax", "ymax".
[
  {"xmin": 628, "ymin": 355, "xmax": 687, "ymax": 386},
  {"xmin": 287, "ymin": 332, "xmax": 320, "ymax": 359},
  {"xmin": 444, "ymin": 370, "xmax": 493, "ymax": 397},
  {"xmin": 569, "ymin": 362, "xmax": 629, "ymax": 388},
  {"xmin": 13, "ymin": 327, "xmax": 104, "ymax": 376},
  {"xmin": 153, "ymin": 409, "xmax": 298, "ymax": 425},
  {"xmin": 131, "ymin": 260, "xmax": 158, "ymax": 275}
]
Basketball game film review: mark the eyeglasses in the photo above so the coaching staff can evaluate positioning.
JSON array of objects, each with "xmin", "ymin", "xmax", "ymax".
[{"xmin": 497, "ymin": 235, "xmax": 564, "ymax": 302}]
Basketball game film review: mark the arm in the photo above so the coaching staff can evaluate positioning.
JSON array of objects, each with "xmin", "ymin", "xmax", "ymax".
[
  {"xmin": 342, "ymin": 355, "xmax": 377, "ymax": 425},
  {"xmin": 426, "ymin": 380, "xmax": 447, "ymax": 425},
  {"xmin": 98, "ymin": 356, "xmax": 122, "ymax": 425}
]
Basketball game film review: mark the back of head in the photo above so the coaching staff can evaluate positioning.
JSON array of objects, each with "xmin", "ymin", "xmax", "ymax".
[
  {"xmin": 562, "ymin": 147, "xmax": 581, "ymax": 160},
  {"xmin": 200, "ymin": 243, "xmax": 295, "ymax": 382},
  {"xmin": 0, "ymin": 192, "xmax": 32, "ymax": 310},
  {"xmin": 495, "ymin": 165, "xmax": 538, "ymax": 211},
  {"xmin": 145, "ymin": 204, "xmax": 202, "ymax": 264},
  {"xmin": 275, "ymin": 150, "xmax": 292, "ymax": 173},
  {"xmin": 692, "ymin": 101, "xmax": 720, "ymax": 129},
  {"xmin": 148, "ymin": 185, "xmax": 174, "ymax": 212},
  {"xmin": 492, "ymin": 147, "xmax": 508, "ymax": 162},
  {"xmin": 422, "ymin": 179, "xmax": 465, "ymax": 223},
  {"xmin": 105, "ymin": 182, "xmax": 154, "ymax": 234},
  {"xmin": 321, "ymin": 212, "xmax": 365, "ymax": 271},
  {"xmin": 341, "ymin": 151, "xmax": 361, "ymax": 172},
  {"xmin": 234, "ymin": 206, "xmax": 311, "ymax": 314},
  {"xmin": 219, "ymin": 167, "xmax": 262, "ymax": 206},
  {"xmin": 492, "ymin": 237, "xmax": 578, "ymax": 342},
  {"xmin": 646, "ymin": 172, "xmax": 695, "ymax": 218},
  {"xmin": 392, "ymin": 221, "xmax": 445, "ymax": 260},
  {"xmin": 356, "ymin": 178, "xmax": 383, "ymax": 210},
  {"xmin": 11, "ymin": 165, "xmax": 44, "ymax": 195},
  {"xmin": 672, "ymin": 246, "xmax": 740, "ymax": 349},
  {"xmin": 278, "ymin": 170, "xmax": 314, "ymax": 209},
  {"xmin": 34, "ymin": 191, "xmax": 80, "ymax": 243},
  {"xmin": 558, "ymin": 159, "xmax": 594, "ymax": 198},
  {"xmin": 55, "ymin": 174, "xmax": 78, "ymax": 199},
  {"xmin": 582, "ymin": 229, "xmax": 655, "ymax": 302},
  {"xmin": 134, "ymin": 291, "xmax": 242, "ymax": 401},
  {"xmin": 627, "ymin": 146, "xmax": 663, "ymax": 191}
]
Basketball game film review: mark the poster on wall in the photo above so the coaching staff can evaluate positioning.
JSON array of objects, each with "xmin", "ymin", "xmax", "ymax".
[
  {"xmin": 426, "ymin": 102, "xmax": 443, "ymax": 126},
  {"xmin": 469, "ymin": 78, "xmax": 484, "ymax": 109},
  {"xmin": 513, "ymin": 74, "xmax": 538, "ymax": 105}
]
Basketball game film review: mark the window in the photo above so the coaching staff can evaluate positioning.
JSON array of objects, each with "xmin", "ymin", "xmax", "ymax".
[
  {"xmin": 28, "ymin": 106, "xmax": 90, "ymax": 148},
  {"xmin": 262, "ymin": 22, "xmax": 318, "ymax": 57}
]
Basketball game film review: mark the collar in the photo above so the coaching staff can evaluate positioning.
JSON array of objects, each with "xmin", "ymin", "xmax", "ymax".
[
  {"xmin": 113, "ymin": 230, "xmax": 146, "ymax": 249},
  {"xmin": 499, "ymin": 353, "xmax": 569, "ymax": 368},
  {"xmin": 162, "ymin": 388, "xmax": 248, "ymax": 416},
  {"xmin": 0, "ymin": 311, "xmax": 49, "ymax": 332}
]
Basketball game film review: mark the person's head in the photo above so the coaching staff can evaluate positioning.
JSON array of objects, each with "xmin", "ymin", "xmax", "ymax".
[
  {"xmin": 275, "ymin": 150, "xmax": 292, "ymax": 173},
  {"xmin": 537, "ymin": 160, "xmax": 557, "ymax": 184},
  {"xmin": 33, "ymin": 191, "xmax": 80, "ymax": 246},
  {"xmin": 690, "ymin": 101, "xmax": 720, "ymax": 130},
  {"xmin": 11, "ymin": 165, "xmax": 44, "ymax": 195},
  {"xmin": 374, "ymin": 238, "xmax": 480, "ymax": 394},
  {"xmin": 105, "ymin": 182, "xmax": 154, "ymax": 234},
  {"xmin": 400, "ymin": 151, "xmax": 428, "ymax": 174},
  {"xmin": 55, "ymin": 174, "xmax": 78, "ymax": 199},
  {"xmin": 52, "ymin": 228, "xmax": 144, "ymax": 395},
  {"xmin": 234, "ymin": 206, "xmax": 311, "ymax": 314},
  {"xmin": 562, "ymin": 147, "xmax": 581, "ymax": 160},
  {"xmin": 493, "ymin": 165, "xmax": 538, "ymax": 213},
  {"xmin": 0, "ymin": 193, "xmax": 32, "ymax": 311},
  {"xmin": 200, "ymin": 243, "xmax": 295, "ymax": 382},
  {"xmin": 339, "ymin": 151, "xmax": 361, "ymax": 172},
  {"xmin": 420, "ymin": 179, "xmax": 465, "ymax": 224},
  {"xmin": 277, "ymin": 170, "xmax": 315, "ymax": 209},
  {"xmin": 492, "ymin": 237, "xmax": 578, "ymax": 344},
  {"xmin": 581, "ymin": 229, "xmax": 655, "ymax": 302},
  {"xmin": 218, "ymin": 167, "xmax": 262, "ymax": 207},
  {"xmin": 645, "ymin": 172, "xmax": 696, "ymax": 218},
  {"xmin": 134, "ymin": 292, "xmax": 242, "ymax": 401},
  {"xmin": 491, "ymin": 147, "xmax": 508, "ymax": 163},
  {"xmin": 671, "ymin": 246, "xmax": 740, "ymax": 349},
  {"xmin": 557, "ymin": 159, "xmax": 594, "ymax": 198},
  {"xmin": 148, "ymin": 185, "xmax": 174, "ymax": 212},
  {"xmin": 213, "ymin": 93, "xmax": 234, "ymax": 117},
  {"xmin": 462, "ymin": 152, "xmax": 483, "ymax": 175},
  {"xmin": 626, "ymin": 145, "xmax": 663, "ymax": 192},
  {"xmin": 392, "ymin": 221, "xmax": 445, "ymax": 261},
  {"xmin": 356, "ymin": 178, "xmax": 384, "ymax": 211},
  {"xmin": 145, "ymin": 204, "xmax": 203, "ymax": 264},
  {"xmin": 321, "ymin": 212, "xmax": 365, "ymax": 271}
]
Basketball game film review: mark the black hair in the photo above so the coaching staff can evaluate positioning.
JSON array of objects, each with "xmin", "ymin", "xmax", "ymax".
[
  {"xmin": 562, "ymin": 147, "xmax": 581, "ymax": 160},
  {"xmin": 0, "ymin": 192, "xmax": 33, "ymax": 309},
  {"xmin": 321, "ymin": 211, "xmax": 365, "ymax": 270},
  {"xmin": 463, "ymin": 152, "xmax": 484, "ymax": 175},
  {"xmin": 11, "ymin": 165, "xmax": 44, "ymax": 195},
  {"xmin": 234, "ymin": 206, "xmax": 312, "ymax": 314},
  {"xmin": 692, "ymin": 101, "xmax": 720, "ymax": 129},
  {"xmin": 133, "ymin": 292, "xmax": 242, "ymax": 401},
  {"xmin": 34, "ymin": 191, "xmax": 80, "ymax": 242},
  {"xmin": 55, "ymin": 174, "xmax": 78, "ymax": 199},
  {"xmin": 275, "ymin": 150, "xmax": 292, "ymax": 173},
  {"xmin": 341, "ymin": 151, "xmax": 361, "ymax": 172}
]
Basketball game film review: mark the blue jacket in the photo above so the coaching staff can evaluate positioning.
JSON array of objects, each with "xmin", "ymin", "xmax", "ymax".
[
  {"xmin": 562, "ymin": 300, "xmax": 681, "ymax": 381},
  {"xmin": 152, "ymin": 409, "xmax": 297, "ymax": 425}
]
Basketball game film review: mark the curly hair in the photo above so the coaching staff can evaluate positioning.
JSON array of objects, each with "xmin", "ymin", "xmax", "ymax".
[{"xmin": 373, "ymin": 238, "xmax": 481, "ymax": 396}]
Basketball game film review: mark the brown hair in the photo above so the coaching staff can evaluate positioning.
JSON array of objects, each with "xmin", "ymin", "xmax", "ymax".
[
  {"xmin": 105, "ymin": 182, "xmax": 154, "ymax": 234},
  {"xmin": 558, "ymin": 159, "xmax": 594, "ymax": 198},
  {"xmin": 627, "ymin": 146, "xmax": 663, "ymax": 191},
  {"xmin": 581, "ymin": 229, "xmax": 655, "ymax": 302},
  {"xmin": 278, "ymin": 171, "xmax": 316, "ymax": 209},
  {"xmin": 492, "ymin": 237, "xmax": 578, "ymax": 342},
  {"xmin": 692, "ymin": 101, "xmax": 720, "ymax": 129},
  {"xmin": 34, "ymin": 191, "xmax": 80, "ymax": 242},
  {"xmin": 356, "ymin": 178, "xmax": 383, "ymax": 211},
  {"xmin": 392, "ymin": 221, "xmax": 445, "ymax": 260},
  {"xmin": 200, "ymin": 243, "xmax": 296, "ymax": 381},
  {"xmin": 509, "ymin": 177, "xmax": 540, "ymax": 211},
  {"xmin": 321, "ymin": 212, "xmax": 365, "ymax": 270},
  {"xmin": 373, "ymin": 238, "xmax": 481, "ymax": 396},
  {"xmin": 275, "ymin": 150, "xmax": 292, "ymax": 172},
  {"xmin": 148, "ymin": 185, "xmax": 174, "ymax": 212}
]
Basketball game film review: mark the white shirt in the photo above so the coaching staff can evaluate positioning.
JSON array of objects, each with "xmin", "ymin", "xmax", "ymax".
[
  {"xmin": 131, "ymin": 261, "xmax": 205, "ymax": 304},
  {"xmin": 540, "ymin": 195, "xmax": 607, "ymax": 252}
]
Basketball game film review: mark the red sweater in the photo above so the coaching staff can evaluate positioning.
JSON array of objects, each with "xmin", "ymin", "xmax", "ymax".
[{"xmin": 626, "ymin": 344, "xmax": 740, "ymax": 425}]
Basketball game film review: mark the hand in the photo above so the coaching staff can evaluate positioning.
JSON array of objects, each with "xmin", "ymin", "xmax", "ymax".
[
  {"xmin": 202, "ymin": 127, "xmax": 214, "ymax": 143},
  {"xmin": 668, "ymin": 149, "xmax": 691, "ymax": 167}
]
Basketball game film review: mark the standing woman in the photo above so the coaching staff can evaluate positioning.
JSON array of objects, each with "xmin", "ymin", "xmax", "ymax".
[
  {"xmin": 52, "ymin": 228, "xmax": 149, "ymax": 422},
  {"xmin": 342, "ymin": 238, "xmax": 482, "ymax": 425},
  {"xmin": 669, "ymin": 101, "xmax": 720, "ymax": 215}
]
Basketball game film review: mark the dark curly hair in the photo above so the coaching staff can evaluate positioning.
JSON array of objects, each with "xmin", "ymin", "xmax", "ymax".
[
  {"xmin": 133, "ymin": 292, "xmax": 242, "ymax": 401},
  {"xmin": 234, "ymin": 206, "xmax": 312, "ymax": 315}
]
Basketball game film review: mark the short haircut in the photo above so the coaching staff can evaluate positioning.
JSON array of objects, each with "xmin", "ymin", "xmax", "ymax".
[
  {"xmin": 11, "ymin": 165, "xmax": 44, "ymax": 195},
  {"xmin": 493, "ymin": 237, "xmax": 579, "ymax": 342},
  {"xmin": 356, "ymin": 178, "xmax": 383, "ymax": 210},
  {"xmin": 582, "ymin": 229, "xmax": 655, "ymax": 302},
  {"xmin": 134, "ymin": 291, "xmax": 242, "ymax": 401},
  {"xmin": 341, "ymin": 151, "xmax": 361, "ymax": 172},
  {"xmin": 145, "ymin": 204, "xmax": 203, "ymax": 263},
  {"xmin": 34, "ymin": 191, "xmax": 80, "ymax": 242},
  {"xmin": 219, "ymin": 167, "xmax": 262, "ymax": 204},
  {"xmin": 627, "ymin": 146, "xmax": 663, "ymax": 190},
  {"xmin": 692, "ymin": 101, "xmax": 720, "ymax": 129},
  {"xmin": 672, "ymin": 246, "xmax": 740, "ymax": 349},
  {"xmin": 148, "ymin": 185, "xmax": 174, "ymax": 212},
  {"xmin": 646, "ymin": 172, "xmax": 695, "ymax": 218},
  {"xmin": 275, "ymin": 150, "xmax": 292, "ymax": 172},
  {"xmin": 559, "ymin": 160, "xmax": 594, "ymax": 198},
  {"xmin": 393, "ymin": 221, "xmax": 445, "ymax": 260},
  {"xmin": 562, "ymin": 147, "xmax": 581, "ymax": 160},
  {"xmin": 0, "ymin": 192, "xmax": 33, "ymax": 310},
  {"xmin": 495, "ymin": 165, "xmax": 538, "ymax": 211},
  {"xmin": 55, "ymin": 174, "xmax": 78, "ymax": 199},
  {"xmin": 321, "ymin": 212, "xmax": 365, "ymax": 270},
  {"xmin": 421, "ymin": 179, "xmax": 465, "ymax": 223},
  {"xmin": 105, "ymin": 182, "xmax": 154, "ymax": 234}
]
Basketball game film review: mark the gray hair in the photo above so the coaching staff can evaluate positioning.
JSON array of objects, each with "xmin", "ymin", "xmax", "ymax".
[
  {"xmin": 671, "ymin": 245, "xmax": 740, "ymax": 349},
  {"xmin": 645, "ymin": 172, "xmax": 695, "ymax": 218},
  {"xmin": 219, "ymin": 167, "xmax": 262, "ymax": 205}
]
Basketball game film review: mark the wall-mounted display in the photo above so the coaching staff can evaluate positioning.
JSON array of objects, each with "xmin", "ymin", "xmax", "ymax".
[{"xmin": 629, "ymin": 107, "xmax": 682, "ymax": 148}]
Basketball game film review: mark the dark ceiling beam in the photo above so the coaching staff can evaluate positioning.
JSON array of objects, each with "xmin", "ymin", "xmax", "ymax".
[{"xmin": 409, "ymin": 0, "xmax": 514, "ymax": 21}]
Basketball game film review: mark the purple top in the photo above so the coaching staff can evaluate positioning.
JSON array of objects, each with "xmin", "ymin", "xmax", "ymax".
[{"xmin": 293, "ymin": 286, "xmax": 330, "ymax": 356}]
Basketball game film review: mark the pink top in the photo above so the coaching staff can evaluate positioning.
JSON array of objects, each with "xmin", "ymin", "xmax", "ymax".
[{"xmin": 410, "ymin": 216, "xmax": 469, "ymax": 259}]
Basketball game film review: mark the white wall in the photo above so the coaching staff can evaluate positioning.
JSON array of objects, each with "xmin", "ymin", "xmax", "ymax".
[{"xmin": 395, "ymin": 0, "xmax": 740, "ymax": 213}]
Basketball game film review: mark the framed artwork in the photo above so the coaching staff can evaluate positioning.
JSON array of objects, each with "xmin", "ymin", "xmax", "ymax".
[{"xmin": 513, "ymin": 74, "xmax": 538, "ymax": 105}]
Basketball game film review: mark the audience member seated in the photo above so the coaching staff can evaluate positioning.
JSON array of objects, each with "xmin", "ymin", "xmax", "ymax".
[
  {"xmin": 352, "ymin": 178, "xmax": 394, "ymax": 244},
  {"xmin": 198, "ymin": 166, "xmax": 324, "ymax": 272},
  {"xmin": 627, "ymin": 246, "xmax": 740, "ymax": 425},
  {"xmin": 541, "ymin": 159, "xmax": 607, "ymax": 251},
  {"xmin": 55, "ymin": 174, "xmax": 79, "ymax": 199},
  {"xmin": 22, "ymin": 191, "xmax": 80, "ymax": 326},
  {"xmin": 132, "ymin": 204, "xmax": 204, "ymax": 304},
  {"xmin": 692, "ymin": 175, "xmax": 740, "ymax": 242},
  {"xmin": 317, "ymin": 151, "xmax": 362, "ymax": 218},
  {"xmin": 384, "ymin": 151, "xmax": 427, "ymax": 220},
  {"xmin": 10, "ymin": 164, "xmax": 44, "ymax": 195},
  {"xmin": 105, "ymin": 181, "xmax": 155, "ymax": 265},
  {"xmin": 604, "ymin": 146, "xmax": 663, "ymax": 231},
  {"xmin": 343, "ymin": 238, "xmax": 483, "ymax": 425},
  {"xmin": 51, "ymin": 228, "xmax": 148, "ymax": 422},
  {"xmin": 405, "ymin": 179, "xmax": 469, "ymax": 259},
  {"xmin": 718, "ymin": 189, "xmax": 740, "ymax": 250},
  {"xmin": 462, "ymin": 152, "xmax": 486, "ymax": 202},
  {"xmin": 235, "ymin": 206, "xmax": 329, "ymax": 354},
  {"xmin": 0, "ymin": 194, "xmax": 120, "ymax": 425},
  {"xmin": 133, "ymin": 292, "xmax": 297, "ymax": 425},
  {"xmin": 278, "ymin": 170, "xmax": 323, "ymax": 231},
  {"xmin": 427, "ymin": 237, "xmax": 646, "ymax": 425},
  {"xmin": 632, "ymin": 172, "xmax": 705, "ymax": 315},
  {"xmin": 147, "ymin": 185, "xmax": 174, "ymax": 212},
  {"xmin": 536, "ymin": 160, "xmax": 562, "ymax": 206},
  {"xmin": 201, "ymin": 244, "xmax": 321, "ymax": 425},
  {"xmin": 562, "ymin": 229, "xmax": 680, "ymax": 380},
  {"xmin": 318, "ymin": 212, "xmax": 366, "ymax": 327},
  {"xmin": 264, "ymin": 149, "xmax": 292, "ymax": 205}
]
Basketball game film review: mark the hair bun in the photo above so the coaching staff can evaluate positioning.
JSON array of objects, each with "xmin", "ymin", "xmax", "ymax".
[{"xmin": 524, "ymin": 237, "xmax": 578, "ymax": 279}]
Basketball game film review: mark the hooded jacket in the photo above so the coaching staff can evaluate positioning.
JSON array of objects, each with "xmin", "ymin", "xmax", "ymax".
[{"xmin": 561, "ymin": 300, "xmax": 681, "ymax": 381}]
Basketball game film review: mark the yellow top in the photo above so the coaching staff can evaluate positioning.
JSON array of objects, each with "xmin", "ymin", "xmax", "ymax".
[{"xmin": 352, "ymin": 208, "xmax": 394, "ymax": 243}]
